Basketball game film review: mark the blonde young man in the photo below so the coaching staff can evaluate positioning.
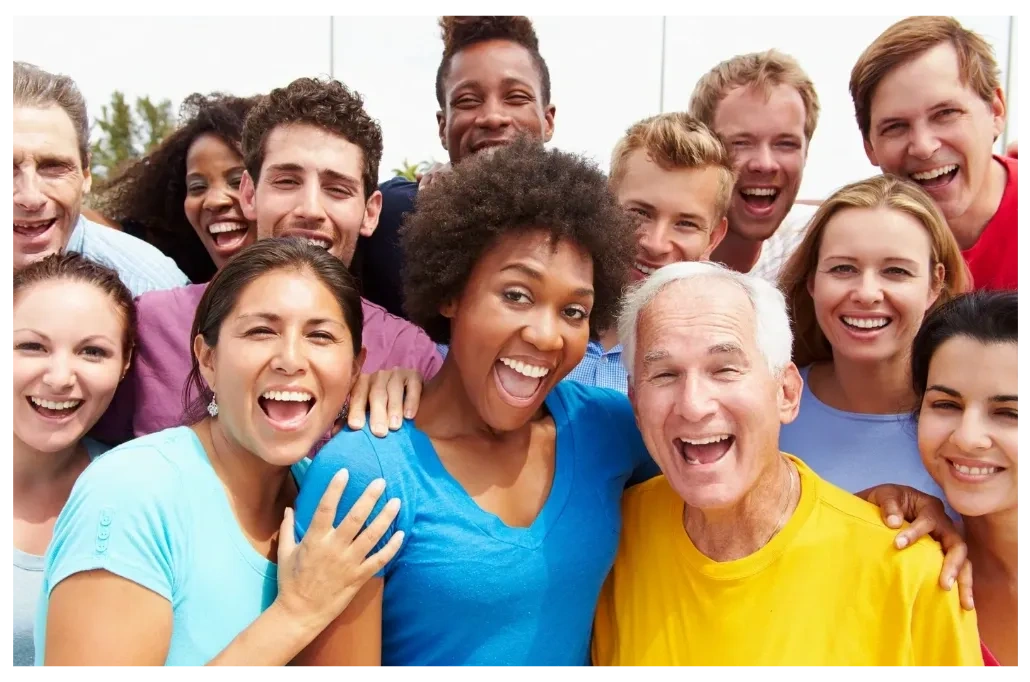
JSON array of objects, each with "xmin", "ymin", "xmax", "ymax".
[
  {"xmin": 689, "ymin": 50, "xmax": 820, "ymax": 283},
  {"xmin": 851, "ymin": 16, "xmax": 1016, "ymax": 291},
  {"xmin": 591, "ymin": 262, "xmax": 983, "ymax": 666},
  {"xmin": 564, "ymin": 112, "xmax": 733, "ymax": 393}
]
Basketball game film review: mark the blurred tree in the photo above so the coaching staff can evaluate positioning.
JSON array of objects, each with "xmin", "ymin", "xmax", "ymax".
[
  {"xmin": 90, "ymin": 91, "xmax": 175, "ymax": 187},
  {"xmin": 391, "ymin": 158, "xmax": 432, "ymax": 182}
]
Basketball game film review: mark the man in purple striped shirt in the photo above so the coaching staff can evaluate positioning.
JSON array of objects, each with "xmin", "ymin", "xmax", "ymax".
[{"xmin": 93, "ymin": 77, "xmax": 442, "ymax": 444}]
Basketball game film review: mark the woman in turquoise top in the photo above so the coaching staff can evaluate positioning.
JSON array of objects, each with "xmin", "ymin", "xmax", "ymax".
[
  {"xmin": 36, "ymin": 238, "xmax": 403, "ymax": 665},
  {"xmin": 13, "ymin": 253, "xmax": 134, "ymax": 666}
]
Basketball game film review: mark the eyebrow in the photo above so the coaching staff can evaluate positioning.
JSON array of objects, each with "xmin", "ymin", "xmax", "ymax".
[
  {"xmin": 709, "ymin": 342, "xmax": 746, "ymax": 358},
  {"xmin": 927, "ymin": 384, "xmax": 1017, "ymax": 403},
  {"xmin": 451, "ymin": 75, "xmax": 535, "ymax": 93},
  {"xmin": 642, "ymin": 348, "xmax": 670, "ymax": 368},
  {"xmin": 821, "ymin": 255, "xmax": 922, "ymax": 267},
  {"xmin": 265, "ymin": 163, "xmax": 360, "ymax": 187},
  {"xmin": 500, "ymin": 263, "xmax": 594, "ymax": 298},
  {"xmin": 236, "ymin": 312, "xmax": 347, "ymax": 328}
]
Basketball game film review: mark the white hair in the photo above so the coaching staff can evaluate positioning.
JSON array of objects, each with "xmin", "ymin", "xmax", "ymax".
[{"xmin": 617, "ymin": 261, "xmax": 794, "ymax": 377}]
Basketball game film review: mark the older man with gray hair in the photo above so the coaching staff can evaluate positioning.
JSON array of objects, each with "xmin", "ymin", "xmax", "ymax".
[{"xmin": 591, "ymin": 261, "xmax": 982, "ymax": 665}]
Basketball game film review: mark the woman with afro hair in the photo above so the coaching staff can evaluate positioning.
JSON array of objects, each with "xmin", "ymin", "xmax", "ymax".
[{"xmin": 293, "ymin": 136, "xmax": 659, "ymax": 665}]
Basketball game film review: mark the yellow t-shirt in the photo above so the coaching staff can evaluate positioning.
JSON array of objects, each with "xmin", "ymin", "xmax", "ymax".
[{"xmin": 592, "ymin": 456, "xmax": 982, "ymax": 666}]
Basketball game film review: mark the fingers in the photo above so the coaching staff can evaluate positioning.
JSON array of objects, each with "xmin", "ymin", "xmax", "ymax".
[
  {"xmin": 402, "ymin": 373, "xmax": 423, "ymax": 421},
  {"xmin": 332, "ymin": 478, "xmax": 386, "ymax": 545},
  {"xmin": 956, "ymin": 559, "xmax": 975, "ymax": 611},
  {"xmin": 367, "ymin": 373, "xmax": 391, "ymax": 437},
  {"xmin": 278, "ymin": 507, "xmax": 297, "ymax": 560},
  {"xmin": 385, "ymin": 372, "xmax": 408, "ymax": 431},
  {"xmin": 308, "ymin": 469, "xmax": 349, "ymax": 537},
  {"xmin": 938, "ymin": 536, "xmax": 969, "ymax": 589},
  {"xmin": 361, "ymin": 530, "xmax": 405, "ymax": 578},
  {"xmin": 877, "ymin": 495, "xmax": 905, "ymax": 529},
  {"xmin": 351, "ymin": 497, "xmax": 401, "ymax": 559},
  {"xmin": 894, "ymin": 514, "xmax": 936, "ymax": 550},
  {"xmin": 347, "ymin": 374, "xmax": 371, "ymax": 432}
]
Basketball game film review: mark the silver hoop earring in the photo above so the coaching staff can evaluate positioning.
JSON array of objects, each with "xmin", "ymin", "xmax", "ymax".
[{"xmin": 207, "ymin": 396, "xmax": 219, "ymax": 417}]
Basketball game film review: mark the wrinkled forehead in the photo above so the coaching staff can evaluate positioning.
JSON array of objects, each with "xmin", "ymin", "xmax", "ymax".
[{"xmin": 637, "ymin": 278, "xmax": 757, "ymax": 352}]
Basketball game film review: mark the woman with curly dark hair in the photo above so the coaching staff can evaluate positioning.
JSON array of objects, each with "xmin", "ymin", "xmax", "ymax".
[
  {"xmin": 96, "ymin": 93, "xmax": 261, "ymax": 283},
  {"xmin": 291, "ymin": 137, "xmax": 659, "ymax": 665}
]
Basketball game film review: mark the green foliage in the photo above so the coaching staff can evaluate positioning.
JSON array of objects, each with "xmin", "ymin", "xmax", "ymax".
[
  {"xmin": 90, "ymin": 91, "xmax": 175, "ymax": 186},
  {"xmin": 391, "ymin": 158, "xmax": 432, "ymax": 182}
]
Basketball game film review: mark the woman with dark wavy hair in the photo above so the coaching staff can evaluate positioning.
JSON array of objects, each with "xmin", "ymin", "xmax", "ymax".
[{"xmin": 97, "ymin": 93, "xmax": 261, "ymax": 283}]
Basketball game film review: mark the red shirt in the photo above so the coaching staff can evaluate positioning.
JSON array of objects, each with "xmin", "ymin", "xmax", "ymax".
[
  {"xmin": 981, "ymin": 641, "xmax": 1001, "ymax": 666},
  {"xmin": 962, "ymin": 155, "xmax": 1018, "ymax": 291}
]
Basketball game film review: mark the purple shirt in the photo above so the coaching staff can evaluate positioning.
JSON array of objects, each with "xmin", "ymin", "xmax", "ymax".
[{"xmin": 93, "ymin": 283, "xmax": 443, "ymax": 444}]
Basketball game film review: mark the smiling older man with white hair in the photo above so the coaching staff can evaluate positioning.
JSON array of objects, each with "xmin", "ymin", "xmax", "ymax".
[{"xmin": 591, "ymin": 261, "xmax": 982, "ymax": 666}]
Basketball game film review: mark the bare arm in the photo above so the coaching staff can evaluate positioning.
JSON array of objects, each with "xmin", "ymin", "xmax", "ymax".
[{"xmin": 293, "ymin": 578, "xmax": 384, "ymax": 665}]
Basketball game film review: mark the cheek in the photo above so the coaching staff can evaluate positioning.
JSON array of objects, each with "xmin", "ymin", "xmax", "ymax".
[{"xmin": 183, "ymin": 197, "xmax": 202, "ymax": 228}]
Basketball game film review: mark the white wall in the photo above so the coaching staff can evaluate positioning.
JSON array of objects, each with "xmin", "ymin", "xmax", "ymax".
[{"xmin": 14, "ymin": 15, "xmax": 1015, "ymax": 198}]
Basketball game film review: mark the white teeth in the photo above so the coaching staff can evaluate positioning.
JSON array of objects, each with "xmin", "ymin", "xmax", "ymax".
[
  {"xmin": 208, "ymin": 221, "xmax": 248, "ymax": 235},
  {"xmin": 260, "ymin": 390, "xmax": 313, "ymax": 402},
  {"xmin": 499, "ymin": 357, "xmax": 550, "ymax": 379},
  {"xmin": 302, "ymin": 237, "xmax": 331, "ymax": 250},
  {"xmin": 634, "ymin": 262, "xmax": 657, "ymax": 276},
  {"xmin": 30, "ymin": 397, "xmax": 82, "ymax": 411},
  {"xmin": 842, "ymin": 316, "xmax": 890, "ymax": 329},
  {"xmin": 911, "ymin": 165, "xmax": 958, "ymax": 181},
  {"xmin": 741, "ymin": 188, "xmax": 777, "ymax": 196},
  {"xmin": 681, "ymin": 434, "xmax": 731, "ymax": 446},
  {"xmin": 952, "ymin": 462, "xmax": 1000, "ymax": 476},
  {"xmin": 13, "ymin": 218, "xmax": 56, "ymax": 229}
]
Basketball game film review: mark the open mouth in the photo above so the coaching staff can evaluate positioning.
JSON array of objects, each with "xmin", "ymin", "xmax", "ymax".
[
  {"xmin": 840, "ymin": 316, "xmax": 891, "ymax": 333},
  {"xmin": 739, "ymin": 187, "xmax": 779, "ymax": 213},
  {"xmin": 946, "ymin": 459, "xmax": 1005, "ymax": 480},
  {"xmin": 28, "ymin": 396, "xmax": 83, "ymax": 420},
  {"xmin": 493, "ymin": 357, "xmax": 551, "ymax": 407},
  {"xmin": 258, "ymin": 390, "xmax": 315, "ymax": 430},
  {"xmin": 297, "ymin": 236, "xmax": 332, "ymax": 250},
  {"xmin": 910, "ymin": 164, "xmax": 959, "ymax": 190},
  {"xmin": 633, "ymin": 261, "xmax": 658, "ymax": 278},
  {"xmin": 207, "ymin": 221, "xmax": 250, "ymax": 251},
  {"xmin": 14, "ymin": 218, "xmax": 57, "ymax": 239},
  {"xmin": 675, "ymin": 434, "xmax": 735, "ymax": 466}
]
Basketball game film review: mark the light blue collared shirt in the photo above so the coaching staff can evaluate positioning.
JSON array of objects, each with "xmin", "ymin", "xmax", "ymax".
[
  {"xmin": 65, "ymin": 215, "xmax": 189, "ymax": 296},
  {"xmin": 438, "ymin": 341, "xmax": 629, "ymax": 395}
]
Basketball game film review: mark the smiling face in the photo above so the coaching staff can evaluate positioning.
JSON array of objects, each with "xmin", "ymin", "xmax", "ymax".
[
  {"xmin": 13, "ymin": 279, "xmax": 128, "ymax": 454},
  {"xmin": 864, "ymin": 43, "xmax": 1006, "ymax": 226},
  {"xmin": 629, "ymin": 278, "xmax": 802, "ymax": 510},
  {"xmin": 437, "ymin": 39, "xmax": 555, "ymax": 164},
  {"xmin": 615, "ymin": 149, "xmax": 728, "ymax": 283},
  {"xmin": 13, "ymin": 105, "xmax": 91, "ymax": 271},
  {"xmin": 919, "ymin": 336, "xmax": 1017, "ymax": 517},
  {"xmin": 809, "ymin": 206, "xmax": 943, "ymax": 365},
  {"xmin": 444, "ymin": 229, "xmax": 594, "ymax": 432},
  {"xmin": 712, "ymin": 84, "xmax": 808, "ymax": 242},
  {"xmin": 242, "ymin": 124, "xmax": 382, "ymax": 268},
  {"xmin": 196, "ymin": 267, "xmax": 362, "ymax": 466},
  {"xmin": 183, "ymin": 133, "xmax": 255, "ymax": 269}
]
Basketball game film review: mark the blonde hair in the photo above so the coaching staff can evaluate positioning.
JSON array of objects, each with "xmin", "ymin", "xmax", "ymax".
[
  {"xmin": 609, "ymin": 112, "xmax": 737, "ymax": 221},
  {"xmin": 850, "ymin": 16, "xmax": 1002, "ymax": 140},
  {"xmin": 689, "ymin": 49, "xmax": 820, "ymax": 143},
  {"xmin": 777, "ymin": 175, "xmax": 971, "ymax": 368}
]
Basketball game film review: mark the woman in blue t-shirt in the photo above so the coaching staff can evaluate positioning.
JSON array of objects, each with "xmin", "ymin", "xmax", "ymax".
[
  {"xmin": 293, "ymin": 139, "xmax": 654, "ymax": 665},
  {"xmin": 36, "ymin": 239, "xmax": 403, "ymax": 665}
]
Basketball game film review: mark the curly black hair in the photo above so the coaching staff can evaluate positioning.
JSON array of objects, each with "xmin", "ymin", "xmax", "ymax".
[
  {"xmin": 241, "ymin": 77, "xmax": 382, "ymax": 200},
  {"xmin": 95, "ymin": 93, "xmax": 261, "ymax": 284},
  {"xmin": 435, "ymin": 16, "xmax": 551, "ymax": 109},
  {"xmin": 401, "ymin": 136, "xmax": 635, "ymax": 344}
]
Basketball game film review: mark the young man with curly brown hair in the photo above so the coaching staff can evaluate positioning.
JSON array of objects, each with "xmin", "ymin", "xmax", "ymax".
[
  {"xmin": 92, "ymin": 77, "xmax": 442, "ymax": 444},
  {"xmin": 360, "ymin": 15, "xmax": 556, "ymax": 319}
]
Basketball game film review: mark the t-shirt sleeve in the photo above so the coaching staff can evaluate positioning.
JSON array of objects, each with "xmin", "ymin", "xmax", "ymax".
[
  {"xmin": 589, "ymin": 386, "xmax": 658, "ymax": 487},
  {"xmin": 294, "ymin": 426, "xmax": 412, "ymax": 577},
  {"xmin": 908, "ymin": 545, "xmax": 983, "ymax": 665},
  {"xmin": 44, "ymin": 446, "xmax": 187, "ymax": 603}
]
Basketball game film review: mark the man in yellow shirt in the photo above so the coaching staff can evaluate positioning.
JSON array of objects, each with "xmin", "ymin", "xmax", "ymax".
[{"xmin": 592, "ymin": 261, "xmax": 983, "ymax": 666}]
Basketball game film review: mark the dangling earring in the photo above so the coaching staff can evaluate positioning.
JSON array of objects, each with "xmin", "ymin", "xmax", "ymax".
[{"xmin": 207, "ymin": 395, "xmax": 219, "ymax": 417}]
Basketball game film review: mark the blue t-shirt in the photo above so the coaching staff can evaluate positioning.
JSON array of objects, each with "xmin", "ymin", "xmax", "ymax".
[
  {"xmin": 780, "ymin": 366, "xmax": 948, "ymax": 501},
  {"xmin": 295, "ymin": 381, "xmax": 658, "ymax": 665},
  {"xmin": 35, "ymin": 426, "xmax": 306, "ymax": 666}
]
